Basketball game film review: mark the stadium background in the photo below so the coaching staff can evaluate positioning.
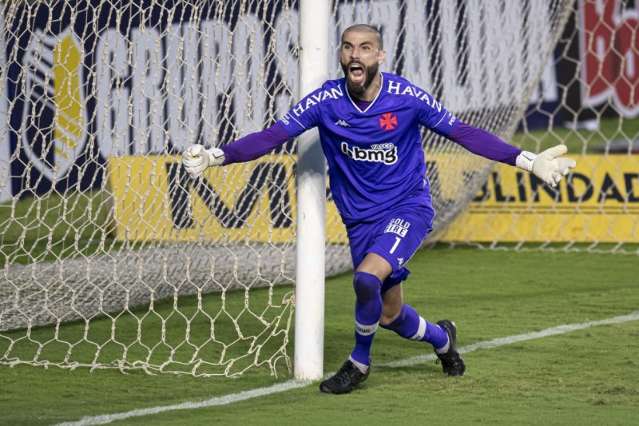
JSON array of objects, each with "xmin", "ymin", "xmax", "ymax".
[{"xmin": 3, "ymin": 0, "xmax": 633, "ymax": 202}]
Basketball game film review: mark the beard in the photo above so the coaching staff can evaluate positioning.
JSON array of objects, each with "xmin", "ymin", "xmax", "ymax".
[{"xmin": 341, "ymin": 61, "xmax": 379, "ymax": 97}]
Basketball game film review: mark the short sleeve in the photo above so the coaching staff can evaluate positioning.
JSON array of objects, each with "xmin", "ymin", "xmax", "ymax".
[
  {"xmin": 413, "ymin": 85, "xmax": 457, "ymax": 138},
  {"xmin": 277, "ymin": 87, "xmax": 324, "ymax": 138}
]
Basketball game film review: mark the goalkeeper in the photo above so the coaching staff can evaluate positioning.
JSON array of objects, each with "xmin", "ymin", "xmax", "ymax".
[{"xmin": 182, "ymin": 24, "xmax": 576, "ymax": 394}]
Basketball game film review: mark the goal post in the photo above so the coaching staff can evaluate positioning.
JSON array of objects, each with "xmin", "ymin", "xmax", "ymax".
[
  {"xmin": 0, "ymin": 6, "xmax": 9, "ymax": 203},
  {"xmin": 294, "ymin": 0, "xmax": 329, "ymax": 381}
]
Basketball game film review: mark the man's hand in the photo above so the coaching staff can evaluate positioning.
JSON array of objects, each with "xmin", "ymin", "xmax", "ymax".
[
  {"xmin": 182, "ymin": 144, "xmax": 225, "ymax": 178},
  {"xmin": 516, "ymin": 144, "xmax": 576, "ymax": 187}
]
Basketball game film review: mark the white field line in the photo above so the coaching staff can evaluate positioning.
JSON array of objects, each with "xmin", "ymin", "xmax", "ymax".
[{"xmin": 57, "ymin": 310, "xmax": 639, "ymax": 426}]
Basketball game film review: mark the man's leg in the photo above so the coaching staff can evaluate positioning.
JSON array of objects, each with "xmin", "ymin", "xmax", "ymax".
[
  {"xmin": 319, "ymin": 253, "xmax": 390, "ymax": 394},
  {"xmin": 379, "ymin": 285, "xmax": 449, "ymax": 352},
  {"xmin": 321, "ymin": 203, "xmax": 463, "ymax": 394},
  {"xmin": 380, "ymin": 283, "xmax": 465, "ymax": 376},
  {"xmin": 366, "ymin": 201, "xmax": 465, "ymax": 376},
  {"xmin": 349, "ymin": 253, "xmax": 391, "ymax": 371}
]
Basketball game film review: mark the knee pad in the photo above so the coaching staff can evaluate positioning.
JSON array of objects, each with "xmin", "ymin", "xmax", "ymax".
[{"xmin": 353, "ymin": 271, "xmax": 382, "ymax": 302}]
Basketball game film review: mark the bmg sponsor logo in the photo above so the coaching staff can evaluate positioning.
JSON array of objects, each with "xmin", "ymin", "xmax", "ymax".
[{"xmin": 340, "ymin": 141, "xmax": 398, "ymax": 165}]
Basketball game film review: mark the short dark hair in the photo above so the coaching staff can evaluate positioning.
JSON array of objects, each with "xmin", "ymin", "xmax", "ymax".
[{"xmin": 341, "ymin": 24, "xmax": 383, "ymax": 49}]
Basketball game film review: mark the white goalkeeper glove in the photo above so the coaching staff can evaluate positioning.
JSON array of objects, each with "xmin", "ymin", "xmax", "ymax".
[
  {"xmin": 181, "ymin": 144, "xmax": 225, "ymax": 178},
  {"xmin": 516, "ymin": 144, "xmax": 576, "ymax": 187}
]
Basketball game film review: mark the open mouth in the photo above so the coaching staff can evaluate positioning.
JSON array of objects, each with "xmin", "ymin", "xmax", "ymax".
[{"xmin": 348, "ymin": 63, "xmax": 365, "ymax": 84}]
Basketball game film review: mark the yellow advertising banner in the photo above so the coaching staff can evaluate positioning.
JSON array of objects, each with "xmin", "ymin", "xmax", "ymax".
[
  {"xmin": 108, "ymin": 154, "xmax": 639, "ymax": 244},
  {"xmin": 107, "ymin": 155, "xmax": 348, "ymax": 243},
  {"xmin": 440, "ymin": 155, "xmax": 639, "ymax": 242}
]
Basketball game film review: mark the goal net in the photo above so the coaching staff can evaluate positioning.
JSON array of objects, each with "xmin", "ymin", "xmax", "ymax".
[
  {"xmin": 1, "ymin": 0, "xmax": 579, "ymax": 377},
  {"xmin": 439, "ymin": 0, "xmax": 639, "ymax": 251}
]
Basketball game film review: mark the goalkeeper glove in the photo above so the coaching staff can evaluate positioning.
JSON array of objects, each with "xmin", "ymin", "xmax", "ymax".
[
  {"xmin": 182, "ymin": 144, "xmax": 225, "ymax": 178},
  {"xmin": 516, "ymin": 144, "xmax": 576, "ymax": 187}
]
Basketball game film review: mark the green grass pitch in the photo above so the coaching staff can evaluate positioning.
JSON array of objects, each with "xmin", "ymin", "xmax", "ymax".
[
  {"xmin": 1, "ymin": 247, "xmax": 637, "ymax": 425},
  {"xmin": 1, "ymin": 116, "xmax": 638, "ymax": 423}
]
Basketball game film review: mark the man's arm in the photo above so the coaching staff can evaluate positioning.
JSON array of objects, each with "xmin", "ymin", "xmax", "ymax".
[
  {"xmin": 448, "ymin": 121, "xmax": 520, "ymax": 165},
  {"xmin": 182, "ymin": 85, "xmax": 326, "ymax": 178},
  {"xmin": 411, "ymin": 83, "xmax": 576, "ymax": 187},
  {"xmin": 182, "ymin": 122, "xmax": 290, "ymax": 178},
  {"xmin": 448, "ymin": 121, "xmax": 576, "ymax": 187}
]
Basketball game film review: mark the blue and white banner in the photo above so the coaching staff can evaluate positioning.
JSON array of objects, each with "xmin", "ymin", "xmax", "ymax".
[{"xmin": 0, "ymin": 0, "xmax": 573, "ymax": 202}]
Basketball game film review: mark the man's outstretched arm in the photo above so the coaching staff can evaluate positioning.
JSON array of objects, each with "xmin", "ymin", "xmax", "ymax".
[
  {"xmin": 182, "ymin": 83, "xmax": 327, "ymax": 178},
  {"xmin": 182, "ymin": 122, "xmax": 290, "ymax": 178},
  {"xmin": 412, "ymin": 87, "xmax": 576, "ymax": 188},
  {"xmin": 447, "ymin": 121, "xmax": 576, "ymax": 188}
]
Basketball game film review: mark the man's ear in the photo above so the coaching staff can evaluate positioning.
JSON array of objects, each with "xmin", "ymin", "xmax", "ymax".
[{"xmin": 378, "ymin": 49, "xmax": 386, "ymax": 64}]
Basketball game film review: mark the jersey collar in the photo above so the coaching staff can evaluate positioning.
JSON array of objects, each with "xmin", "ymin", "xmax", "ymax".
[{"xmin": 345, "ymin": 72, "xmax": 384, "ymax": 113}]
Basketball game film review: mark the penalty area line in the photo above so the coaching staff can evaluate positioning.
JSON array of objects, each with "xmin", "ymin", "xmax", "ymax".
[{"xmin": 57, "ymin": 310, "xmax": 639, "ymax": 426}]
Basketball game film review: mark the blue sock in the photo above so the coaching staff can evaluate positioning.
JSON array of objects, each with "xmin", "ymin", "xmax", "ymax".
[
  {"xmin": 350, "ymin": 271, "xmax": 382, "ymax": 367},
  {"xmin": 380, "ymin": 304, "xmax": 449, "ymax": 350}
]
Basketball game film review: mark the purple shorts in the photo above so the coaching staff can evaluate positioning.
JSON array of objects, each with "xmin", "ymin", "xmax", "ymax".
[{"xmin": 346, "ymin": 201, "xmax": 434, "ymax": 293}]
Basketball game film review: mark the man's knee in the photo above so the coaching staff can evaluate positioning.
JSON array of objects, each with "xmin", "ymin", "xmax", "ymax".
[
  {"xmin": 353, "ymin": 271, "xmax": 382, "ymax": 302},
  {"xmin": 356, "ymin": 253, "xmax": 392, "ymax": 282}
]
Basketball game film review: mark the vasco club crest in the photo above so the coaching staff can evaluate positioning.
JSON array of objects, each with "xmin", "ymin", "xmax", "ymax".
[
  {"xmin": 20, "ymin": 28, "xmax": 87, "ymax": 182},
  {"xmin": 379, "ymin": 112, "xmax": 398, "ymax": 131}
]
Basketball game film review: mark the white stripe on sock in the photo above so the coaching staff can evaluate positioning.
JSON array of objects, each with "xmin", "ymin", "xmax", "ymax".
[
  {"xmin": 435, "ymin": 324, "xmax": 450, "ymax": 353},
  {"xmin": 348, "ymin": 356, "xmax": 370, "ymax": 373},
  {"xmin": 355, "ymin": 321, "xmax": 379, "ymax": 336},
  {"xmin": 435, "ymin": 338, "xmax": 450, "ymax": 354},
  {"xmin": 410, "ymin": 316, "xmax": 427, "ymax": 340}
]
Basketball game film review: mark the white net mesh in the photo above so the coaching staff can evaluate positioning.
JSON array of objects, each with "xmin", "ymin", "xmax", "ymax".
[
  {"xmin": 440, "ymin": 0, "xmax": 639, "ymax": 253},
  {"xmin": 0, "ymin": 0, "xmax": 576, "ymax": 376}
]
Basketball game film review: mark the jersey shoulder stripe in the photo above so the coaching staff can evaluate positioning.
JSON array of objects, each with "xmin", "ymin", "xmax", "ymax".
[
  {"xmin": 279, "ymin": 78, "xmax": 346, "ymax": 135},
  {"xmin": 286, "ymin": 78, "xmax": 346, "ymax": 124},
  {"xmin": 382, "ymin": 72, "xmax": 443, "ymax": 113}
]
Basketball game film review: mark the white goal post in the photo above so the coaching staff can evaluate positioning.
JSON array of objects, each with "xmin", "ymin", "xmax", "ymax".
[{"xmin": 295, "ymin": 0, "xmax": 329, "ymax": 381}]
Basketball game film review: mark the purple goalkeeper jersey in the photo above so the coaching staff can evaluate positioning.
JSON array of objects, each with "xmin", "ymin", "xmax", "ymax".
[
  {"xmin": 221, "ymin": 72, "xmax": 522, "ymax": 225},
  {"xmin": 278, "ymin": 72, "xmax": 459, "ymax": 224}
]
